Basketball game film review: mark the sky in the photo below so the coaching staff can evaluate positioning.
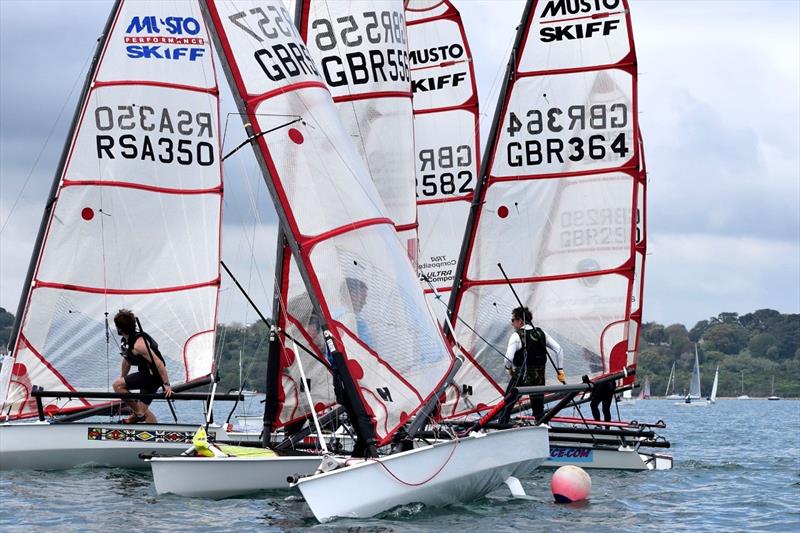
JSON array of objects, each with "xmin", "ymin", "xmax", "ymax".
[{"xmin": 0, "ymin": 0, "xmax": 798, "ymax": 330}]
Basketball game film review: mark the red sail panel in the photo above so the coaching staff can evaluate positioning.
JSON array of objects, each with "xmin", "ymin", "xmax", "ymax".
[
  {"xmin": 1, "ymin": 0, "xmax": 222, "ymax": 419},
  {"xmin": 446, "ymin": 0, "xmax": 643, "ymax": 416},
  {"xmin": 205, "ymin": 0, "xmax": 453, "ymax": 445}
]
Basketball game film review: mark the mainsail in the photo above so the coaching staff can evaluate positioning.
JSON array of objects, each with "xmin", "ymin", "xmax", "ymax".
[
  {"xmin": 203, "ymin": 0, "xmax": 454, "ymax": 445},
  {"xmin": 406, "ymin": 0, "xmax": 479, "ymax": 317},
  {"xmin": 445, "ymin": 0, "xmax": 645, "ymax": 416},
  {"xmin": 405, "ymin": 0, "xmax": 502, "ymax": 418},
  {"xmin": 690, "ymin": 345, "xmax": 702, "ymax": 398},
  {"xmin": 1, "ymin": 0, "xmax": 222, "ymax": 419},
  {"xmin": 269, "ymin": 0, "xmax": 417, "ymax": 430}
]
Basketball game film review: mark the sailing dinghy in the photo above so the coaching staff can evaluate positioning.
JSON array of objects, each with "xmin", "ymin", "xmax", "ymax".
[
  {"xmin": 151, "ymin": 0, "xmax": 423, "ymax": 497},
  {"xmin": 0, "ymin": 0, "xmax": 237, "ymax": 470},
  {"xmin": 190, "ymin": 0, "xmax": 548, "ymax": 520},
  {"xmin": 677, "ymin": 344, "xmax": 705, "ymax": 406},
  {"xmin": 414, "ymin": 0, "xmax": 672, "ymax": 472}
]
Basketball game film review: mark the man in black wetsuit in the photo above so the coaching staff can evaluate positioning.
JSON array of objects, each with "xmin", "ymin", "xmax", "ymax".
[
  {"xmin": 590, "ymin": 378, "xmax": 615, "ymax": 424},
  {"xmin": 499, "ymin": 306, "xmax": 565, "ymax": 423},
  {"xmin": 111, "ymin": 309, "xmax": 173, "ymax": 423}
]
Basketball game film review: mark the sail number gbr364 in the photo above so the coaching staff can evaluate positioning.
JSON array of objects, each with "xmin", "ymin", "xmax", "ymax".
[{"xmin": 505, "ymin": 102, "xmax": 629, "ymax": 167}]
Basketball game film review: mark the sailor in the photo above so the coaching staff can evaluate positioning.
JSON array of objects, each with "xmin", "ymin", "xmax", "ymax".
[
  {"xmin": 111, "ymin": 309, "xmax": 173, "ymax": 423},
  {"xmin": 589, "ymin": 378, "xmax": 615, "ymax": 423},
  {"xmin": 500, "ymin": 306, "xmax": 565, "ymax": 423}
]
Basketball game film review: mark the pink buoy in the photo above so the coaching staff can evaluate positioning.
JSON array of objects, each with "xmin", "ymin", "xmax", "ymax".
[{"xmin": 551, "ymin": 465, "xmax": 591, "ymax": 503}]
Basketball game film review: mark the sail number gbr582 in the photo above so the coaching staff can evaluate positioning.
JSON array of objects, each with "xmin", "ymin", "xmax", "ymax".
[{"xmin": 505, "ymin": 103, "xmax": 629, "ymax": 167}]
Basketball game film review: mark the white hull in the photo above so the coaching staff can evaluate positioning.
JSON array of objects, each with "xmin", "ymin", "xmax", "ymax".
[
  {"xmin": 295, "ymin": 426, "xmax": 549, "ymax": 522},
  {"xmin": 0, "ymin": 421, "xmax": 227, "ymax": 470},
  {"xmin": 675, "ymin": 400, "xmax": 710, "ymax": 407},
  {"xmin": 149, "ymin": 454, "xmax": 323, "ymax": 498},
  {"xmin": 543, "ymin": 444, "xmax": 672, "ymax": 471}
]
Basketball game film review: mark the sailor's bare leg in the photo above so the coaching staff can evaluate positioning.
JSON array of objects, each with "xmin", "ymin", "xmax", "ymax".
[{"xmin": 112, "ymin": 378, "xmax": 148, "ymax": 420}]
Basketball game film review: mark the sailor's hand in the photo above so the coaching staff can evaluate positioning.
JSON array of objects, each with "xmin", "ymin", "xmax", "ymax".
[
  {"xmin": 556, "ymin": 368, "xmax": 566, "ymax": 384},
  {"xmin": 163, "ymin": 384, "xmax": 174, "ymax": 398},
  {"xmin": 506, "ymin": 367, "xmax": 513, "ymax": 377}
]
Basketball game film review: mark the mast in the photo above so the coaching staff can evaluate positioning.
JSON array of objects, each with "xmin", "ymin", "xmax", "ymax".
[{"xmin": 7, "ymin": 0, "xmax": 121, "ymax": 355}]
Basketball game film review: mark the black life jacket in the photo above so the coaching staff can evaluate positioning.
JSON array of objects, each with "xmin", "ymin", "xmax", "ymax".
[
  {"xmin": 512, "ymin": 326, "xmax": 548, "ymax": 368},
  {"xmin": 121, "ymin": 332, "xmax": 165, "ymax": 382}
]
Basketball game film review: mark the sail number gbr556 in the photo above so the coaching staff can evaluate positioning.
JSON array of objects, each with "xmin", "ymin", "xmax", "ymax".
[{"xmin": 505, "ymin": 102, "xmax": 629, "ymax": 167}]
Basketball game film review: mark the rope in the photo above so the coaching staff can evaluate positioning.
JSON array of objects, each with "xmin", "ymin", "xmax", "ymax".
[{"xmin": 373, "ymin": 437, "xmax": 460, "ymax": 487}]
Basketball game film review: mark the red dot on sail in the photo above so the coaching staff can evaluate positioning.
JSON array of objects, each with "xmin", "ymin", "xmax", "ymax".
[
  {"xmin": 315, "ymin": 402, "xmax": 326, "ymax": 412},
  {"xmin": 497, "ymin": 205, "xmax": 509, "ymax": 218},
  {"xmin": 281, "ymin": 348, "xmax": 296, "ymax": 367},
  {"xmin": 44, "ymin": 405, "xmax": 60, "ymax": 416},
  {"xmin": 347, "ymin": 360, "xmax": 364, "ymax": 380},
  {"xmin": 81, "ymin": 207, "xmax": 94, "ymax": 221},
  {"xmin": 288, "ymin": 128, "xmax": 304, "ymax": 144},
  {"xmin": 12, "ymin": 362, "xmax": 27, "ymax": 377}
]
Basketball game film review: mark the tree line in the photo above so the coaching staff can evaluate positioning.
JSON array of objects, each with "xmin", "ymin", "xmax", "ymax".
[
  {"xmin": 637, "ymin": 309, "xmax": 799, "ymax": 398},
  {"xmin": 1, "ymin": 307, "xmax": 797, "ymax": 397}
]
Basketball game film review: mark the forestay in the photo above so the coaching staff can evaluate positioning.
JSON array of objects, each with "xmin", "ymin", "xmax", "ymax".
[
  {"xmin": 445, "ymin": 0, "xmax": 645, "ymax": 416},
  {"xmin": 0, "ymin": 0, "xmax": 222, "ymax": 419},
  {"xmin": 204, "ymin": 0, "xmax": 454, "ymax": 445}
]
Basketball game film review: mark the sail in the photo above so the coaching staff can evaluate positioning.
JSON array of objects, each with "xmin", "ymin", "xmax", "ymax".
[
  {"xmin": 204, "ymin": 0, "xmax": 454, "ymax": 445},
  {"xmin": 0, "ymin": 0, "xmax": 222, "ymax": 419},
  {"xmin": 406, "ymin": 0, "xmax": 479, "ymax": 317},
  {"xmin": 269, "ymin": 0, "xmax": 418, "ymax": 428},
  {"xmin": 709, "ymin": 366, "xmax": 718, "ymax": 402},
  {"xmin": 690, "ymin": 346, "xmax": 702, "ymax": 398},
  {"xmin": 300, "ymin": 0, "xmax": 417, "ymax": 256},
  {"xmin": 442, "ymin": 0, "xmax": 643, "ymax": 416},
  {"xmin": 665, "ymin": 361, "xmax": 675, "ymax": 396},
  {"xmin": 405, "ymin": 1, "xmax": 500, "ymax": 417},
  {"xmin": 272, "ymin": 238, "xmax": 336, "ymax": 428}
]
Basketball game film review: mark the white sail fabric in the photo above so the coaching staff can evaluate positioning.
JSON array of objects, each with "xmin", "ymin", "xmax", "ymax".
[
  {"xmin": 205, "ymin": 0, "xmax": 453, "ymax": 445},
  {"xmin": 301, "ymin": 0, "xmax": 417, "ymax": 258},
  {"xmin": 446, "ymin": 0, "xmax": 644, "ymax": 416},
  {"xmin": 271, "ymin": 0, "xmax": 417, "ymax": 426},
  {"xmin": 690, "ymin": 347, "xmax": 702, "ymax": 398},
  {"xmin": 275, "ymin": 247, "xmax": 337, "ymax": 427},
  {"xmin": 406, "ymin": 0, "xmax": 479, "ymax": 317},
  {"xmin": 1, "ymin": 0, "xmax": 222, "ymax": 419}
]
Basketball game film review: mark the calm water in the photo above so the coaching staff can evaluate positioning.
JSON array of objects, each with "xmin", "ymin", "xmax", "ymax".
[{"xmin": 1, "ymin": 399, "xmax": 798, "ymax": 532}]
